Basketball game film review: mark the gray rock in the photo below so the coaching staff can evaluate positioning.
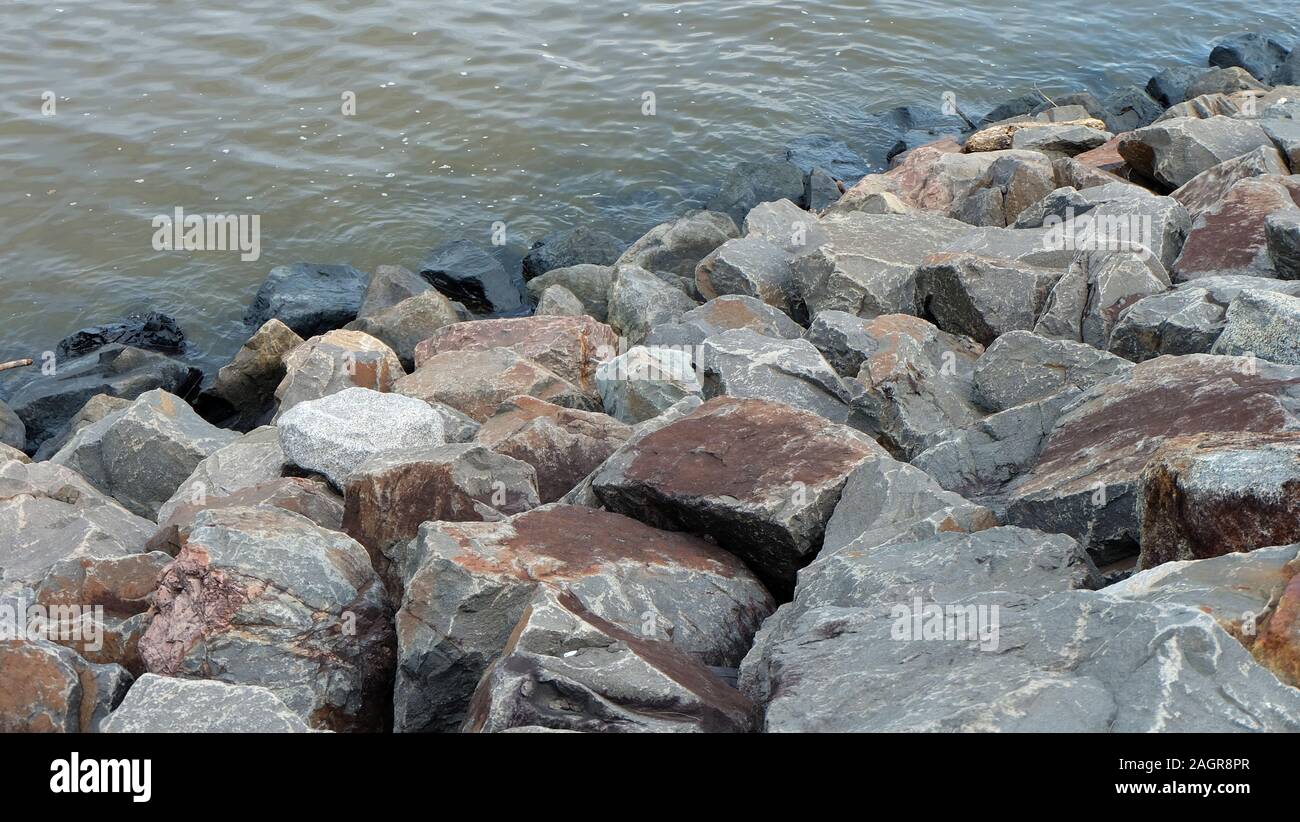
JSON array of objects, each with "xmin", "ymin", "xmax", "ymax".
[
  {"xmin": 344, "ymin": 290, "xmax": 458, "ymax": 371},
  {"xmin": 51, "ymin": 389, "xmax": 239, "ymax": 520},
  {"xmin": 1275, "ymin": 49, "xmax": 1300, "ymax": 85},
  {"xmin": 596, "ymin": 346, "xmax": 702, "ymax": 424},
  {"xmin": 156, "ymin": 425, "xmax": 286, "ymax": 525},
  {"xmin": 419, "ymin": 239, "xmax": 527, "ymax": 317},
  {"xmin": 806, "ymin": 167, "xmax": 843, "ymax": 211},
  {"xmin": 31, "ymin": 394, "xmax": 133, "ymax": 462},
  {"xmin": 1208, "ymin": 33, "xmax": 1290, "ymax": 86},
  {"xmin": 1156, "ymin": 92, "xmax": 1243, "ymax": 122},
  {"xmin": 273, "ymin": 329, "xmax": 405, "ymax": 418},
  {"xmin": 1211, "ymin": 288, "xmax": 1300, "ymax": 364},
  {"xmin": 1118, "ymin": 116, "xmax": 1277, "ymax": 189},
  {"xmin": 973, "ymin": 330, "xmax": 1133, "ymax": 411},
  {"xmin": 606, "ymin": 265, "xmax": 701, "ymax": 347},
  {"xmin": 193, "ymin": 319, "xmax": 303, "ymax": 432},
  {"xmin": 802, "ymin": 310, "xmax": 881, "ymax": 378},
  {"xmin": 1034, "ymin": 185, "xmax": 1191, "ymax": 271},
  {"xmin": 243, "ymin": 262, "xmax": 369, "ymax": 337},
  {"xmin": 742, "ymin": 198, "xmax": 828, "ymax": 251},
  {"xmin": 534, "ymin": 283, "xmax": 586, "ymax": 316},
  {"xmin": 524, "ymin": 264, "xmax": 616, "ymax": 321},
  {"xmin": 1186, "ymin": 66, "xmax": 1269, "ymax": 99},
  {"xmin": 1100, "ymin": 85, "xmax": 1164, "ymax": 133},
  {"xmin": 693, "ymin": 236, "xmax": 798, "ymax": 315},
  {"xmin": 914, "ymin": 253, "xmax": 1061, "ymax": 344},
  {"xmin": 648, "ymin": 295, "xmax": 803, "ymax": 351},
  {"xmin": 1011, "ymin": 123, "xmax": 1111, "ymax": 157},
  {"xmin": 358, "ymin": 264, "xmax": 431, "ymax": 319},
  {"xmin": 102, "ymin": 674, "xmax": 311, "ymax": 733},
  {"xmin": 521, "ymin": 226, "xmax": 626, "ymax": 279},
  {"xmin": 1172, "ymin": 176, "xmax": 1300, "ymax": 281},
  {"xmin": 1260, "ymin": 119, "xmax": 1300, "ymax": 172},
  {"xmin": 1033, "ymin": 249, "xmax": 1171, "ymax": 349},
  {"xmin": 707, "ymin": 160, "xmax": 807, "ymax": 226},
  {"xmin": 0, "ymin": 399, "xmax": 23, "ymax": 451},
  {"xmin": 278, "ymin": 387, "xmax": 447, "ymax": 489},
  {"xmin": 1267, "ymin": 210, "xmax": 1300, "ymax": 278},
  {"xmin": 1171, "ymin": 145, "xmax": 1289, "ymax": 220},
  {"xmin": 615, "ymin": 210, "xmax": 739, "ymax": 278},
  {"xmin": 700, "ymin": 329, "xmax": 855, "ymax": 426}
]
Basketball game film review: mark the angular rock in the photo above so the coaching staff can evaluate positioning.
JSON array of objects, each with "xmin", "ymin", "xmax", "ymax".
[
  {"xmin": 155, "ymin": 425, "xmax": 286, "ymax": 526},
  {"xmin": 706, "ymin": 160, "xmax": 806, "ymax": 226},
  {"xmin": 419, "ymin": 240, "xmax": 526, "ymax": 317},
  {"xmin": 1211, "ymin": 288, "xmax": 1300, "ymax": 364},
  {"xmin": 521, "ymin": 226, "xmax": 625, "ymax": 280},
  {"xmin": 605, "ymin": 265, "xmax": 701, "ymax": 346},
  {"xmin": 700, "ymin": 329, "xmax": 855, "ymax": 426},
  {"xmin": 0, "ymin": 639, "xmax": 130, "ymax": 732},
  {"xmin": 534, "ymin": 284, "xmax": 585, "ymax": 316},
  {"xmin": 1173, "ymin": 176, "xmax": 1300, "ymax": 281},
  {"xmin": 1033, "ymin": 249, "xmax": 1172, "ymax": 349},
  {"xmin": 243, "ymin": 262, "xmax": 368, "ymax": 337},
  {"xmin": 395, "ymin": 347, "xmax": 598, "ymax": 423},
  {"xmin": 1101, "ymin": 85, "xmax": 1164, "ymax": 133},
  {"xmin": 344, "ymin": 290, "xmax": 458, "ymax": 371},
  {"xmin": 1266, "ymin": 210, "xmax": 1300, "ymax": 278},
  {"xmin": 101, "ymin": 673, "xmax": 311, "ymax": 733},
  {"xmin": 1155, "ymin": 92, "xmax": 1242, "ymax": 122},
  {"xmin": 1118, "ymin": 116, "xmax": 1277, "ymax": 189},
  {"xmin": 648, "ymin": 295, "xmax": 803, "ymax": 351},
  {"xmin": 1010, "ymin": 123, "xmax": 1111, "ymax": 157},
  {"xmin": 914, "ymin": 253, "xmax": 1061, "ymax": 344},
  {"xmin": 973, "ymin": 330, "xmax": 1132, "ymax": 412},
  {"xmin": 742, "ymin": 198, "xmax": 829, "ymax": 252},
  {"xmin": 801, "ymin": 310, "xmax": 882, "ymax": 378},
  {"xmin": 524, "ymin": 264, "xmax": 616, "ymax": 322},
  {"xmin": 693, "ymin": 237, "xmax": 798, "ymax": 315},
  {"xmin": 1209, "ymin": 33, "xmax": 1290, "ymax": 85},
  {"xmin": 1187, "ymin": 67, "xmax": 1269, "ymax": 99},
  {"xmin": 1146, "ymin": 65, "xmax": 1204, "ymax": 107},
  {"xmin": 32, "ymin": 395, "xmax": 132, "ymax": 463},
  {"xmin": 357, "ymin": 264, "xmax": 431, "ymax": 318},
  {"xmin": 57, "ymin": 311, "xmax": 185, "ymax": 360},
  {"xmin": 273, "ymin": 329, "xmax": 405, "ymax": 418},
  {"xmin": 193, "ymin": 319, "xmax": 303, "ymax": 431},
  {"xmin": 595, "ymin": 346, "xmax": 703, "ymax": 424},
  {"xmin": 615, "ymin": 210, "xmax": 739, "ymax": 278},
  {"xmin": 1171, "ymin": 145, "xmax": 1289, "ymax": 220},
  {"xmin": 1259, "ymin": 119, "xmax": 1300, "ymax": 172},
  {"xmin": 0, "ymin": 399, "xmax": 23, "ymax": 451}
]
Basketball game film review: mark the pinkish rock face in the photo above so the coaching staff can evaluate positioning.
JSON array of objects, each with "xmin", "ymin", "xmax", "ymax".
[
  {"xmin": 1172, "ymin": 176, "xmax": 1300, "ymax": 282},
  {"xmin": 147, "ymin": 476, "xmax": 344, "ymax": 555}
]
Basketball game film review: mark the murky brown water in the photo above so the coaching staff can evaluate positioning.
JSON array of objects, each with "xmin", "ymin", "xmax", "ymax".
[{"xmin": 0, "ymin": 0, "xmax": 1295, "ymax": 376}]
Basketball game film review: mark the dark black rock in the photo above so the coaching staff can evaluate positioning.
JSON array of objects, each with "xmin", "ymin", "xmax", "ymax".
[
  {"xmin": 784, "ymin": 134, "xmax": 871, "ymax": 184},
  {"xmin": 418, "ymin": 240, "xmax": 527, "ymax": 317},
  {"xmin": 1207, "ymin": 32, "xmax": 1290, "ymax": 85},
  {"xmin": 1102, "ymin": 86, "xmax": 1163, "ymax": 133},
  {"xmin": 520, "ymin": 226, "xmax": 625, "ymax": 280},
  {"xmin": 1146, "ymin": 66, "xmax": 1204, "ymax": 107},
  {"xmin": 978, "ymin": 93, "xmax": 1046, "ymax": 126},
  {"xmin": 56, "ymin": 312, "xmax": 185, "ymax": 360},
  {"xmin": 243, "ymin": 263, "xmax": 369, "ymax": 337}
]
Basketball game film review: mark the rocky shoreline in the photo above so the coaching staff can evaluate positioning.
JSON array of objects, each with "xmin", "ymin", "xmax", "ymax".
[{"xmin": 3, "ymin": 30, "xmax": 1300, "ymax": 732}]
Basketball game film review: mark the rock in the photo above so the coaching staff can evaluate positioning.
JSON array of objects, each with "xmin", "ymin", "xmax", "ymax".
[
  {"xmin": 278, "ymin": 387, "xmax": 447, "ymax": 488},
  {"xmin": 1110, "ymin": 275, "xmax": 1300, "ymax": 361},
  {"xmin": 395, "ymin": 347, "xmax": 598, "ymax": 423},
  {"xmin": 973, "ymin": 330, "xmax": 1133, "ymax": 412},
  {"xmin": 606, "ymin": 265, "xmax": 701, "ymax": 347},
  {"xmin": 914, "ymin": 253, "xmax": 1061, "ymax": 344},
  {"xmin": 792, "ymin": 211, "xmax": 975, "ymax": 317},
  {"xmin": 521, "ymin": 226, "xmax": 625, "ymax": 280},
  {"xmin": 615, "ymin": 210, "xmax": 739, "ymax": 278},
  {"xmin": 418, "ymin": 239, "xmax": 526, "ymax": 317},
  {"xmin": 148, "ymin": 475, "xmax": 343, "ymax": 558},
  {"xmin": 1260, "ymin": 119, "xmax": 1300, "ymax": 172},
  {"xmin": 413, "ymin": 315, "xmax": 616, "ymax": 398},
  {"xmin": 648, "ymin": 295, "xmax": 803, "ymax": 350},
  {"xmin": 1146, "ymin": 65, "xmax": 1204, "ymax": 107},
  {"xmin": 1267, "ymin": 210, "xmax": 1300, "ymax": 278},
  {"xmin": 1171, "ymin": 145, "xmax": 1290, "ymax": 219},
  {"xmin": 1033, "ymin": 249, "xmax": 1172, "ymax": 349},
  {"xmin": 865, "ymin": 104, "xmax": 969, "ymax": 164},
  {"xmin": 706, "ymin": 160, "xmax": 807, "ymax": 227},
  {"xmin": 155, "ymin": 425, "xmax": 285, "ymax": 522},
  {"xmin": 1212, "ymin": 288, "xmax": 1300, "ymax": 364},
  {"xmin": 0, "ymin": 460, "xmax": 155, "ymax": 593},
  {"xmin": 849, "ymin": 314, "xmax": 985, "ymax": 459},
  {"xmin": 344, "ymin": 290, "xmax": 459, "ymax": 371},
  {"xmin": 140, "ymin": 506, "xmax": 395, "ymax": 731},
  {"xmin": 475, "ymin": 395, "xmax": 630, "ymax": 503},
  {"xmin": 1137, "ymin": 431, "xmax": 1300, "ymax": 570},
  {"xmin": 1186, "ymin": 66, "xmax": 1269, "ymax": 99},
  {"xmin": 693, "ymin": 237, "xmax": 798, "ymax": 315},
  {"xmin": 101, "ymin": 674, "xmax": 311, "ymax": 733},
  {"xmin": 742, "ymin": 198, "xmax": 828, "ymax": 253},
  {"xmin": 591, "ymin": 396, "xmax": 883, "ymax": 595},
  {"xmin": 785, "ymin": 134, "xmax": 871, "ymax": 184},
  {"xmin": 802, "ymin": 310, "xmax": 884, "ymax": 378},
  {"xmin": 193, "ymin": 319, "xmax": 303, "ymax": 431},
  {"xmin": 0, "ymin": 399, "xmax": 23, "ymax": 451},
  {"xmin": 595, "ymin": 346, "xmax": 702, "ymax": 424},
  {"xmin": 1157, "ymin": 92, "xmax": 1243, "ymax": 122},
  {"xmin": 464, "ymin": 588, "xmax": 755, "ymax": 733},
  {"xmin": 0, "ymin": 639, "xmax": 130, "ymax": 732},
  {"xmin": 0, "ymin": 443, "xmax": 28, "ymax": 464},
  {"xmin": 965, "ymin": 117, "xmax": 1108, "ymax": 153},
  {"xmin": 534, "ymin": 284, "xmax": 585, "ymax": 316},
  {"xmin": 51, "ymin": 389, "xmax": 239, "ymax": 520},
  {"xmin": 524, "ymin": 264, "xmax": 616, "ymax": 322},
  {"xmin": 978, "ymin": 93, "xmax": 1050, "ymax": 126},
  {"xmin": 273, "ymin": 330, "xmax": 405, "ymax": 418},
  {"xmin": 357, "ymin": 264, "xmax": 432, "ymax": 318},
  {"xmin": 1010, "ymin": 123, "xmax": 1112, "ymax": 157},
  {"xmin": 700, "ymin": 329, "xmax": 856, "ymax": 426},
  {"xmin": 393, "ymin": 504, "xmax": 774, "ymax": 731},
  {"xmin": 1005, "ymin": 354, "xmax": 1300, "ymax": 563},
  {"xmin": 1100, "ymin": 85, "xmax": 1164, "ymax": 133},
  {"xmin": 57, "ymin": 311, "xmax": 185, "ymax": 359},
  {"xmin": 243, "ymin": 262, "xmax": 369, "ymax": 337},
  {"xmin": 1209, "ymin": 33, "xmax": 1290, "ymax": 86},
  {"xmin": 806, "ymin": 168, "xmax": 843, "ymax": 211},
  {"xmin": 427, "ymin": 402, "xmax": 481, "ymax": 443},
  {"xmin": 937, "ymin": 222, "xmax": 1077, "ymax": 270},
  {"xmin": 1276, "ymin": 49, "xmax": 1300, "ymax": 85},
  {"xmin": 1173, "ymin": 176, "xmax": 1300, "ymax": 281},
  {"xmin": 963, "ymin": 152, "xmax": 1059, "ymax": 225},
  {"xmin": 4, "ymin": 345, "xmax": 201, "ymax": 454},
  {"xmin": 32, "ymin": 395, "xmax": 132, "ymax": 462},
  {"xmin": 1118, "ymin": 116, "xmax": 1277, "ymax": 189}
]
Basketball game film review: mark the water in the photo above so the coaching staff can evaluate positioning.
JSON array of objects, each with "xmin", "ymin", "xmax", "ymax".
[{"xmin": 0, "ymin": 0, "xmax": 1295, "ymax": 379}]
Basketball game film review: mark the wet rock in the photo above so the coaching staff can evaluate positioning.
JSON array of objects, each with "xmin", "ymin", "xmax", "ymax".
[
  {"xmin": 534, "ymin": 284, "xmax": 585, "ymax": 316},
  {"xmin": 278, "ymin": 387, "xmax": 447, "ymax": 488},
  {"xmin": 0, "ymin": 399, "xmax": 23, "ymax": 451},
  {"xmin": 595, "ymin": 346, "xmax": 702, "ymax": 424},
  {"xmin": 864, "ymin": 104, "xmax": 969, "ymax": 165},
  {"xmin": 475, "ymin": 395, "xmax": 629, "ymax": 503},
  {"xmin": 648, "ymin": 295, "xmax": 803, "ymax": 351},
  {"xmin": 1146, "ymin": 65, "xmax": 1204, "ymax": 107},
  {"xmin": 1033, "ymin": 249, "xmax": 1172, "ymax": 349},
  {"xmin": 606, "ymin": 265, "xmax": 701, "ymax": 346},
  {"xmin": 56, "ymin": 311, "xmax": 185, "ymax": 360},
  {"xmin": 521, "ymin": 226, "xmax": 625, "ymax": 280},
  {"xmin": 1171, "ymin": 145, "xmax": 1290, "ymax": 219},
  {"xmin": 344, "ymin": 290, "xmax": 459, "ymax": 371},
  {"xmin": 706, "ymin": 160, "xmax": 807, "ymax": 226},
  {"xmin": 700, "ymin": 329, "xmax": 855, "ymax": 426},
  {"xmin": 1004, "ymin": 354, "xmax": 1300, "ymax": 563},
  {"xmin": 591, "ymin": 396, "xmax": 883, "ymax": 595},
  {"xmin": 394, "ymin": 504, "xmax": 774, "ymax": 731},
  {"xmin": 806, "ymin": 168, "xmax": 843, "ymax": 210},
  {"xmin": 1187, "ymin": 66, "xmax": 1269, "ymax": 99},
  {"xmin": 973, "ymin": 330, "xmax": 1133, "ymax": 412},
  {"xmin": 140, "ymin": 506, "xmax": 395, "ymax": 732},
  {"xmin": 101, "ymin": 673, "xmax": 311, "ymax": 733},
  {"xmin": 4, "ymin": 345, "xmax": 201, "ymax": 454},
  {"xmin": 1137, "ymin": 431, "xmax": 1300, "ymax": 570},
  {"xmin": 1209, "ymin": 33, "xmax": 1290, "ymax": 86},
  {"xmin": 785, "ymin": 133, "xmax": 871, "ymax": 184},
  {"xmin": 51, "ymin": 389, "xmax": 239, "ymax": 520},
  {"xmin": 1172, "ymin": 176, "xmax": 1300, "ymax": 281},
  {"xmin": 273, "ymin": 329, "xmax": 405, "ymax": 418},
  {"xmin": 914, "ymin": 253, "xmax": 1061, "ymax": 344},
  {"xmin": 395, "ymin": 347, "xmax": 598, "ymax": 423},
  {"xmin": 357, "ymin": 264, "xmax": 432, "ymax": 318},
  {"xmin": 243, "ymin": 262, "xmax": 369, "ymax": 337},
  {"xmin": 693, "ymin": 237, "xmax": 798, "ymax": 315},
  {"xmin": 419, "ymin": 239, "xmax": 526, "ymax": 317},
  {"xmin": 193, "ymin": 319, "xmax": 303, "ymax": 432},
  {"xmin": 1100, "ymin": 85, "xmax": 1164, "ymax": 133},
  {"xmin": 615, "ymin": 210, "xmax": 739, "ymax": 278},
  {"xmin": 0, "ymin": 639, "xmax": 130, "ymax": 732},
  {"xmin": 1212, "ymin": 288, "xmax": 1300, "ymax": 364},
  {"xmin": 1118, "ymin": 116, "xmax": 1276, "ymax": 189},
  {"xmin": 1267, "ymin": 210, "xmax": 1300, "ymax": 278},
  {"xmin": 524, "ymin": 264, "xmax": 616, "ymax": 322},
  {"xmin": 464, "ymin": 588, "xmax": 756, "ymax": 733}
]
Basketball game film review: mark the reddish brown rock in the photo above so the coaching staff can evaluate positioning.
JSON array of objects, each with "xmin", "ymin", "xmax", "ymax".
[
  {"xmin": 273, "ymin": 329, "xmax": 405, "ymax": 418},
  {"xmin": 0, "ymin": 639, "xmax": 129, "ymax": 732},
  {"xmin": 1073, "ymin": 132, "xmax": 1133, "ymax": 177},
  {"xmin": 412, "ymin": 315, "xmax": 617, "ymax": 396},
  {"xmin": 1171, "ymin": 145, "xmax": 1290, "ymax": 220},
  {"xmin": 1252, "ymin": 564, "xmax": 1300, "ymax": 688},
  {"xmin": 1172, "ymin": 176, "xmax": 1300, "ymax": 282},
  {"xmin": 476, "ymin": 395, "xmax": 631, "ymax": 503},
  {"xmin": 1138, "ymin": 431, "xmax": 1300, "ymax": 569},
  {"xmin": 393, "ymin": 347, "xmax": 599, "ymax": 422},
  {"xmin": 591, "ymin": 396, "xmax": 886, "ymax": 595}
]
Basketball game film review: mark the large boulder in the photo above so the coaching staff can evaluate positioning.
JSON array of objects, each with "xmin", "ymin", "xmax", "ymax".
[
  {"xmin": 393, "ymin": 504, "xmax": 774, "ymax": 731},
  {"xmin": 418, "ymin": 240, "xmax": 526, "ymax": 317},
  {"xmin": 595, "ymin": 346, "xmax": 703, "ymax": 424},
  {"xmin": 534, "ymin": 284, "xmax": 585, "ymax": 316},
  {"xmin": 1171, "ymin": 145, "xmax": 1290, "ymax": 219},
  {"xmin": 1101, "ymin": 86, "xmax": 1164, "ymax": 133},
  {"xmin": 1118, "ymin": 116, "xmax": 1277, "ymax": 189},
  {"xmin": 0, "ymin": 639, "xmax": 130, "ymax": 732},
  {"xmin": 524, "ymin": 264, "xmax": 616, "ymax": 322},
  {"xmin": 615, "ymin": 210, "xmax": 739, "ymax": 278},
  {"xmin": 3, "ymin": 345, "xmax": 200, "ymax": 454},
  {"xmin": 273, "ymin": 329, "xmax": 405, "ymax": 418},
  {"xmin": 1033, "ymin": 249, "xmax": 1172, "ymax": 350},
  {"xmin": 357, "ymin": 264, "xmax": 432, "ymax": 318},
  {"xmin": 243, "ymin": 262, "xmax": 369, "ymax": 337},
  {"xmin": 1137, "ymin": 431, "xmax": 1300, "ymax": 570},
  {"xmin": 193, "ymin": 319, "xmax": 303, "ymax": 431},
  {"xmin": 344, "ymin": 290, "xmax": 459, "ymax": 371},
  {"xmin": 914, "ymin": 253, "xmax": 1061, "ymax": 344},
  {"xmin": 1267, "ymin": 210, "xmax": 1300, "ymax": 278},
  {"xmin": 139, "ymin": 506, "xmax": 396, "ymax": 732},
  {"xmin": 591, "ymin": 396, "xmax": 884, "ymax": 595},
  {"xmin": 648, "ymin": 295, "xmax": 802, "ymax": 351},
  {"xmin": 475, "ymin": 395, "xmax": 630, "ymax": 503},
  {"xmin": 1146, "ymin": 65, "xmax": 1204, "ymax": 107},
  {"xmin": 395, "ymin": 347, "xmax": 599, "ymax": 423},
  {"xmin": 155, "ymin": 425, "xmax": 286, "ymax": 526},
  {"xmin": 972, "ymin": 330, "xmax": 1133, "ymax": 412},
  {"xmin": 278, "ymin": 387, "xmax": 447, "ymax": 488},
  {"xmin": 693, "ymin": 237, "xmax": 799, "ymax": 316},
  {"xmin": 521, "ymin": 226, "xmax": 625, "ymax": 280},
  {"xmin": 101, "ymin": 674, "xmax": 311, "ymax": 733},
  {"xmin": 1172, "ymin": 176, "xmax": 1300, "ymax": 281},
  {"xmin": 801, "ymin": 310, "xmax": 882, "ymax": 378},
  {"xmin": 1212, "ymin": 288, "xmax": 1300, "ymax": 364},
  {"xmin": 51, "ymin": 389, "xmax": 239, "ymax": 520},
  {"xmin": 606, "ymin": 265, "xmax": 701, "ymax": 347},
  {"xmin": 30, "ymin": 394, "xmax": 129, "ymax": 463},
  {"xmin": 1185, "ymin": 67, "xmax": 1269, "ymax": 99},
  {"xmin": 1208, "ymin": 33, "xmax": 1290, "ymax": 85},
  {"xmin": 700, "ymin": 329, "xmax": 856, "ymax": 426},
  {"xmin": 706, "ymin": 160, "xmax": 807, "ymax": 226},
  {"xmin": 0, "ymin": 399, "xmax": 23, "ymax": 451}
]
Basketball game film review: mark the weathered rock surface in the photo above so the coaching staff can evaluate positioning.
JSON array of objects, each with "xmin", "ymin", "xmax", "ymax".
[
  {"xmin": 606, "ymin": 265, "xmax": 702, "ymax": 347},
  {"xmin": 700, "ymin": 329, "xmax": 856, "ymax": 426},
  {"xmin": 1171, "ymin": 145, "xmax": 1289, "ymax": 219},
  {"xmin": 801, "ymin": 310, "xmax": 881, "ymax": 377},
  {"xmin": 344, "ymin": 290, "xmax": 459, "ymax": 371},
  {"xmin": 524, "ymin": 265, "xmax": 616, "ymax": 322},
  {"xmin": 1146, "ymin": 65, "xmax": 1203, "ymax": 107},
  {"xmin": 155, "ymin": 425, "xmax": 286, "ymax": 525},
  {"xmin": 1267, "ymin": 210, "xmax": 1300, "ymax": 279},
  {"xmin": 194, "ymin": 319, "xmax": 303, "ymax": 431},
  {"xmin": 1033, "ymin": 249, "xmax": 1172, "ymax": 350},
  {"xmin": 396, "ymin": 347, "xmax": 599, "ymax": 423},
  {"xmin": 32, "ymin": 395, "xmax": 132, "ymax": 463},
  {"xmin": 1172, "ymin": 176, "xmax": 1300, "ymax": 281},
  {"xmin": 914, "ymin": 253, "xmax": 1061, "ymax": 344},
  {"xmin": 615, "ymin": 210, "xmax": 739, "ymax": 278},
  {"xmin": 243, "ymin": 262, "xmax": 369, "ymax": 337},
  {"xmin": 0, "ymin": 639, "xmax": 130, "ymax": 732},
  {"xmin": 101, "ymin": 673, "xmax": 311, "ymax": 733},
  {"xmin": 521, "ymin": 226, "xmax": 626, "ymax": 280},
  {"xmin": 419, "ymin": 240, "xmax": 526, "ymax": 317},
  {"xmin": 973, "ymin": 330, "xmax": 1132, "ymax": 411},
  {"xmin": 357, "ymin": 264, "xmax": 432, "ymax": 318},
  {"xmin": 649, "ymin": 295, "xmax": 803, "ymax": 351},
  {"xmin": 1118, "ymin": 116, "xmax": 1277, "ymax": 189},
  {"xmin": 56, "ymin": 311, "xmax": 185, "ymax": 360},
  {"xmin": 706, "ymin": 160, "xmax": 807, "ymax": 226},
  {"xmin": 1208, "ymin": 32, "xmax": 1290, "ymax": 85},
  {"xmin": 534, "ymin": 284, "xmax": 585, "ymax": 317},
  {"xmin": 1212, "ymin": 288, "xmax": 1300, "ymax": 364},
  {"xmin": 693, "ymin": 237, "xmax": 799, "ymax": 315},
  {"xmin": 596, "ymin": 346, "xmax": 702, "ymax": 424},
  {"xmin": 273, "ymin": 329, "xmax": 405, "ymax": 419},
  {"xmin": 1101, "ymin": 86, "xmax": 1165, "ymax": 133}
]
